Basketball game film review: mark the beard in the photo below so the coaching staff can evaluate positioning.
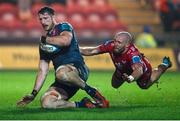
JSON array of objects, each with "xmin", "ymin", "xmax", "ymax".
[
  {"xmin": 45, "ymin": 25, "xmax": 52, "ymax": 31},
  {"xmin": 114, "ymin": 47, "xmax": 125, "ymax": 54},
  {"xmin": 43, "ymin": 23, "xmax": 54, "ymax": 31}
]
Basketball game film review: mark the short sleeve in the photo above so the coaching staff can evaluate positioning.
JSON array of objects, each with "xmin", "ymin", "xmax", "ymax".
[
  {"xmin": 128, "ymin": 52, "xmax": 142, "ymax": 66},
  {"xmin": 60, "ymin": 23, "xmax": 73, "ymax": 32}
]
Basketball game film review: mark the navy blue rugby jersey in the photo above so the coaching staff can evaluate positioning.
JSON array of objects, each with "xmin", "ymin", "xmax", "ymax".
[{"xmin": 39, "ymin": 22, "xmax": 84, "ymax": 70}]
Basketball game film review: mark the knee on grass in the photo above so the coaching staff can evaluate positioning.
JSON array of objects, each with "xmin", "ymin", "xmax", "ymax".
[
  {"xmin": 41, "ymin": 95, "xmax": 58, "ymax": 109},
  {"xmin": 137, "ymin": 83, "xmax": 150, "ymax": 90},
  {"xmin": 112, "ymin": 83, "xmax": 120, "ymax": 89},
  {"xmin": 111, "ymin": 79, "xmax": 124, "ymax": 89}
]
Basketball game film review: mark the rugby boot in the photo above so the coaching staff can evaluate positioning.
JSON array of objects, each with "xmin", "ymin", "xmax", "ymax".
[
  {"xmin": 161, "ymin": 56, "xmax": 172, "ymax": 68},
  {"xmin": 92, "ymin": 90, "xmax": 109, "ymax": 108},
  {"xmin": 80, "ymin": 97, "xmax": 96, "ymax": 108}
]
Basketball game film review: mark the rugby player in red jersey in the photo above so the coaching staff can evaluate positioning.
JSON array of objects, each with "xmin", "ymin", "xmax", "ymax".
[{"xmin": 80, "ymin": 31, "xmax": 172, "ymax": 89}]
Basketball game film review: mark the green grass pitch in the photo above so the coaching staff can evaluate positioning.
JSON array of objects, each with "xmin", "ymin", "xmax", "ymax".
[{"xmin": 0, "ymin": 70, "xmax": 180, "ymax": 120}]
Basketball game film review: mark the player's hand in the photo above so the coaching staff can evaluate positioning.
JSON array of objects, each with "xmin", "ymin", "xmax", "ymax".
[
  {"xmin": 17, "ymin": 94, "xmax": 35, "ymax": 107},
  {"xmin": 122, "ymin": 73, "xmax": 129, "ymax": 81},
  {"xmin": 122, "ymin": 73, "xmax": 134, "ymax": 83}
]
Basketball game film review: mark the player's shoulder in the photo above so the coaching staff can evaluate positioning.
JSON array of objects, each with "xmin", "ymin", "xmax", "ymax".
[
  {"xmin": 56, "ymin": 22, "xmax": 73, "ymax": 31},
  {"xmin": 127, "ymin": 44, "xmax": 138, "ymax": 54},
  {"xmin": 56, "ymin": 22, "xmax": 73, "ymax": 29},
  {"xmin": 103, "ymin": 40, "xmax": 114, "ymax": 46}
]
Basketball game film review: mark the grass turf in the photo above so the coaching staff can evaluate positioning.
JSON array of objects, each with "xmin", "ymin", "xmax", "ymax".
[{"xmin": 0, "ymin": 70, "xmax": 180, "ymax": 120}]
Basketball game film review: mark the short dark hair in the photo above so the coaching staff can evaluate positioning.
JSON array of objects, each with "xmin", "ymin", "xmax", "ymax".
[{"xmin": 38, "ymin": 6, "xmax": 55, "ymax": 15}]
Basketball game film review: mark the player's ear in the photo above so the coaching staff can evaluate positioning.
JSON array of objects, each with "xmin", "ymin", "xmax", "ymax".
[
  {"xmin": 52, "ymin": 15, "xmax": 56, "ymax": 22},
  {"xmin": 125, "ymin": 41, "xmax": 130, "ymax": 47}
]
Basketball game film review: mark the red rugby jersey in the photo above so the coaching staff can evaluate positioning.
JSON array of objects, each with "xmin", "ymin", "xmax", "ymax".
[{"xmin": 98, "ymin": 40, "xmax": 152, "ymax": 75}]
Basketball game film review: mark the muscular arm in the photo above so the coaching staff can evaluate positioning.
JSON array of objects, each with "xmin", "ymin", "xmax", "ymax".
[
  {"xmin": 16, "ymin": 60, "xmax": 50, "ymax": 107},
  {"xmin": 46, "ymin": 31, "xmax": 72, "ymax": 46},
  {"xmin": 33, "ymin": 60, "xmax": 50, "ymax": 92},
  {"xmin": 80, "ymin": 46, "xmax": 101, "ymax": 56},
  {"xmin": 130, "ymin": 63, "xmax": 143, "ymax": 82},
  {"xmin": 123, "ymin": 63, "xmax": 143, "ymax": 83}
]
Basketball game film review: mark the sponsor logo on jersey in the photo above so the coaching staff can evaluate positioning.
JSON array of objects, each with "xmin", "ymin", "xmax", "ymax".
[{"xmin": 40, "ymin": 43, "xmax": 59, "ymax": 53}]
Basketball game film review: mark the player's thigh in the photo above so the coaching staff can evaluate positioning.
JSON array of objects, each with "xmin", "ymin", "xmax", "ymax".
[
  {"xmin": 111, "ymin": 70, "xmax": 125, "ymax": 88},
  {"xmin": 149, "ymin": 68, "xmax": 162, "ymax": 82},
  {"xmin": 56, "ymin": 63, "xmax": 89, "ymax": 81},
  {"xmin": 55, "ymin": 64, "xmax": 75, "ymax": 80},
  {"xmin": 136, "ymin": 70, "xmax": 152, "ymax": 89}
]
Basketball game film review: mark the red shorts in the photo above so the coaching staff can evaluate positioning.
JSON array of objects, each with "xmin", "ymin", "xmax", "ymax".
[{"xmin": 136, "ymin": 64, "xmax": 152, "ymax": 89}]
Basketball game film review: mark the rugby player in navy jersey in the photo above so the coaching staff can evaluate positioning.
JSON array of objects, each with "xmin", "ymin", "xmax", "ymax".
[
  {"xmin": 80, "ymin": 31, "xmax": 172, "ymax": 90},
  {"xmin": 17, "ymin": 7, "xmax": 109, "ymax": 109}
]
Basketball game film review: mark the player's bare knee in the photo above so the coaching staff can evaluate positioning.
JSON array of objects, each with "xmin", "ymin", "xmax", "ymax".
[
  {"xmin": 41, "ymin": 95, "xmax": 51, "ymax": 108},
  {"xmin": 56, "ymin": 66, "xmax": 70, "ymax": 81},
  {"xmin": 111, "ymin": 78, "xmax": 124, "ymax": 89},
  {"xmin": 41, "ymin": 90, "xmax": 60, "ymax": 109},
  {"xmin": 41, "ymin": 95, "xmax": 56, "ymax": 109},
  {"xmin": 56, "ymin": 71, "xmax": 68, "ymax": 81},
  {"xmin": 56, "ymin": 65, "xmax": 76, "ymax": 83}
]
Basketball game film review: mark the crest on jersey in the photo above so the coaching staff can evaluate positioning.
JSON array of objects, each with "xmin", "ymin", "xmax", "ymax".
[{"xmin": 132, "ymin": 56, "xmax": 141, "ymax": 64}]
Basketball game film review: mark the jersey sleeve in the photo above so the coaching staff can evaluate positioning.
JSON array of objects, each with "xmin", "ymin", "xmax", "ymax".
[
  {"xmin": 39, "ymin": 46, "xmax": 50, "ymax": 61},
  {"xmin": 128, "ymin": 51, "xmax": 143, "ymax": 66},
  {"xmin": 98, "ymin": 40, "xmax": 114, "ymax": 53},
  {"xmin": 60, "ymin": 22, "xmax": 73, "ymax": 32}
]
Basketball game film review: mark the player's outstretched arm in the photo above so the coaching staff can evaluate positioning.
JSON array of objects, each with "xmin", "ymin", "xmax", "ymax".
[
  {"xmin": 80, "ymin": 46, "xmax": 101, "ymax": 56},
  {"xmin": 17, "ymin": 60, "xmax": 50, "ymax": 107}
]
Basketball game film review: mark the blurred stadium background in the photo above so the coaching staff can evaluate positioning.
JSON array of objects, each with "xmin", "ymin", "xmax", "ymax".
[
  {"xmin": 0, "ymin": 0, "xmax": 180, "ymax": 70},
  {"xmin": 0, "ymin": 0, "xmax": 180, "ymax": 120}
]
